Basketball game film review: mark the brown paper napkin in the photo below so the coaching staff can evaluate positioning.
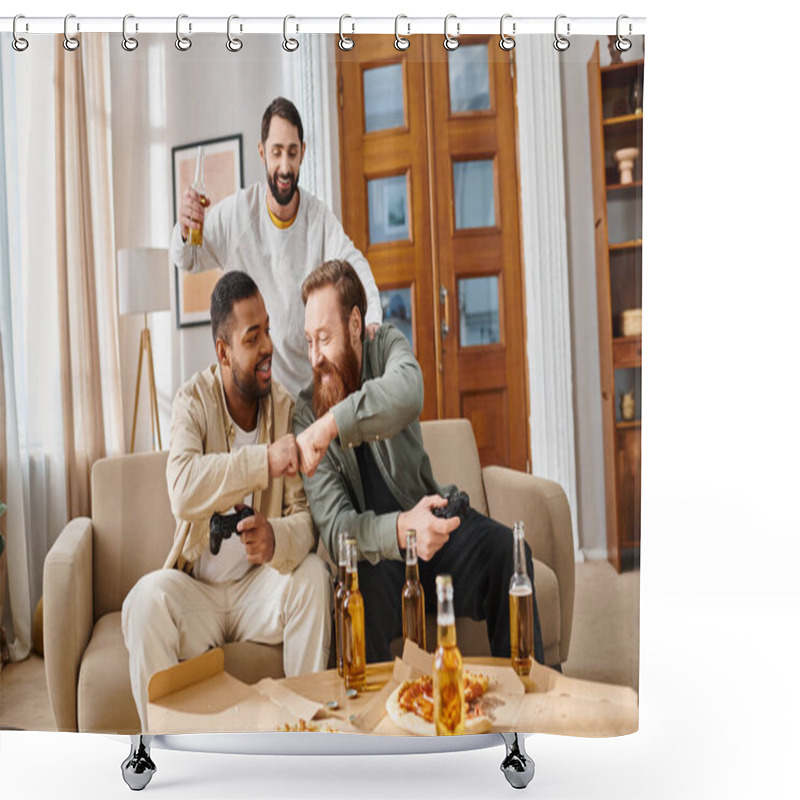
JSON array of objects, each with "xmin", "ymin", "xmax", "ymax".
[{"xmin": 255, "ymin": 677, "xmax": 326, "ymax": 721}]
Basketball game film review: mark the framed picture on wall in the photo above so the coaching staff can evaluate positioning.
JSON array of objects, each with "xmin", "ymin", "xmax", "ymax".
[{"xmin": 171, "ymin": 134, "xmax": 244, "ymax": 328}]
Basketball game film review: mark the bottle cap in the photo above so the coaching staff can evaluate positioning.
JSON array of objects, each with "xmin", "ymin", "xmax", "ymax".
[{"xmin": 436, "ymin": 574, "xmax": 453, "ymax": 590}]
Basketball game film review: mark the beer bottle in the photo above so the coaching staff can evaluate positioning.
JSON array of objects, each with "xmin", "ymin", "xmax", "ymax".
[
  {"xmin": 401, "ymin": 530, "xmax": 426, "ymax": 651},
  {"xmin": 187, "ymin": 146, "xmax": 210, "ymax": 249},
  {"xmin": 342, "ymin": 539, "xmax": 366, "ymax": 692},
  {"xmin": 509, "ymin": 521, "xmax": 534, "ymax": 676},
  {"xmin": 333, "ymin": 533, "xmax": 352, "ymax": 677},
  {"xmin": 433, "ymin": 574, "xmax": 465, "ymax": 735}
]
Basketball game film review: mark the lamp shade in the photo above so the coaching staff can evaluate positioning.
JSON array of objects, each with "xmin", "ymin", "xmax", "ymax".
[{"xmin": 117, "ymin": 248, "xmax": 171, "ymax": 315}]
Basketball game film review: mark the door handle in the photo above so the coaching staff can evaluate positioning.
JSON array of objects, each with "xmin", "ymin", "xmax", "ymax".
[{"xmin": 440, "ymin": 285, "xmax": 451, "ymax": 339}]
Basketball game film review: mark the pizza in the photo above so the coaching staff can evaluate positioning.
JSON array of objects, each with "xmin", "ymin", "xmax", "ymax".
[
  {"xmin": 385, "ymin": 671, "xmax": 493, "ymax": 735},
  {"xmin": 277, "ymin": 719, "xmax": 339, "ymax": 732}
]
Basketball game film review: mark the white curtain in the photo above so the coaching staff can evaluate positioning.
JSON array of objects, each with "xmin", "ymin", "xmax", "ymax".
[
  {"xmin": 1, "ymin": 36, "xmax": 65, "ymax": 661},
  {"xmin": 0, "ymin": 33, "xmax": 123, "ymax": 661}
]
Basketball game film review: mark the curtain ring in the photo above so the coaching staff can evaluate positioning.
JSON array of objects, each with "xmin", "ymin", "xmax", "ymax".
[
  {"xmin": 63, "ymin": 13, "xmax": 80, "ymax": 51},
  {"xmin": 615, "ymin": 15, "xmax": 632, "ymax": 52},
  {"xmin": 121, "ymin": 14, "xmax": 139, "ymax": 51},
  {"xmin": 282, "ymin": 15, "xmax": 299, "ymax": 52},
  {"xmin": 394, "ymin": 15, "xmax": 410, "ymax": 51},
  {"xmin": 338, "ymin": 15, "xmax": 355, "ymax": 51},
  {"xmin": 175, "ymin": 14, "xmax": 192, "ymax": 51},
  {"xmin": 499, "ymin": 14, "xmax": 515, "ymax": 51},
  {"xmin": 12, "ymin": 15, "xmax": 29, "ymax": 52},
  {"xmin": 553, "ymin": 14, "xmax": 570, "ymax": 51},
  {"xmin": 443, "ymin": 14, "xmax": 459, "ymax": 51},
  {"xmin": 226, "ymin": 15, "xmax": 243, "ymax": 52}
]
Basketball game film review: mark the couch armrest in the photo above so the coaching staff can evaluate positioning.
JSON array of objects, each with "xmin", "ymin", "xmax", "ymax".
[
  {"xmin": 43, "ymin": 516, "xmax": 94, "ymax": 731},
  {"xmin": 482, "ymin": 467, "xmax": 575, "ymax": 664}
]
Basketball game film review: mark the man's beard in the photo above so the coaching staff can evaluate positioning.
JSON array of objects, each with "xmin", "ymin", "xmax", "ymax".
[
  {"xmin": 312, "ymin": 344, "xmax": 361, "ymax": 419},
  {"xmin": 267, "ymin": 166, "xmax": 299, "ymax": 207},
  {"xmin": 232, "ymin": 356, "xmax": 271, "ymax": 401}
]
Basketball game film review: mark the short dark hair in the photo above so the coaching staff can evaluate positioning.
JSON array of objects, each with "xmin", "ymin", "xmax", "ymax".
[
  {"xmin": 261, "ymin": 97, "xmax": 304, "ymax": 145},
  {"xmin": 301, "ymin": 259, "xmax": 367, "ymax": 342},
  {"xmin": 210, "ymin": 271, "xmax": 260, "ymax": 344}
]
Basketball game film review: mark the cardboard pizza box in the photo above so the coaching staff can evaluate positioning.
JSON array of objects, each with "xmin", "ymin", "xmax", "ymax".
[{"xmin": 146, "ymin": 648, "xmax": 359, "ymax": 734}]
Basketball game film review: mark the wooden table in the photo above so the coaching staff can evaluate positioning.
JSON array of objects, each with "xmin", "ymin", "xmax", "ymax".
[
  {"xmin": 148, "ymin": 650, "xmax": 638, "ymax": 737},
  {"xmin": 279, "ymin": 657, "xmax": 639, "ymax": 738}
]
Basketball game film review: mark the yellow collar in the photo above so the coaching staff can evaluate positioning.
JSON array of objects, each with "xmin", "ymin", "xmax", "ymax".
[{"xmin": 268, "ymin": 203, "xmax": 297, "ymax": 230}]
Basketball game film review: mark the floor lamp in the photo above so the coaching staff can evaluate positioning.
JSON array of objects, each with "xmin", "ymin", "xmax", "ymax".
[{"xmin": 117, "ymin": 248, "xmax": 170, "ymax": 453}]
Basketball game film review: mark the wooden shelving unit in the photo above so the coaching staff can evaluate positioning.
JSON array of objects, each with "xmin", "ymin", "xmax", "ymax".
[{"xmin": 587, "ymin": 44, "xmax": 644, "ymax": 571}]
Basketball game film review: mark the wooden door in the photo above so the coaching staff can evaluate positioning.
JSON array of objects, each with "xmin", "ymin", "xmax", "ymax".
[
  {"xmin": 337, "ymin": 37, "xmax": 529, "ymax": 470},
  {"xmin": 337, "ymin": 38, "xmax": 438, "ymax": 421},
  {"xmin": 426, "ymin": 36, "xmax": 528, "ymax": 470}
]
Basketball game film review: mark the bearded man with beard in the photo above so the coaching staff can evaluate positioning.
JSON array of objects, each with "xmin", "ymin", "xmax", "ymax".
[
  {"xmin": 121, "ymin": 271, "xmax": 331, "ymax": 732},
  {"xmin": 293, "ymin": 260, "xmax": 545, "ymax": 665},
  {"xmin": 170, "ymin": 97, "xmax": 382, "ymax": 399}
]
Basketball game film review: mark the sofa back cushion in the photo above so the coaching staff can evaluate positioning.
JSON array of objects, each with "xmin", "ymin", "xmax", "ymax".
[
  {"xmin": 90, "ymin": 419, "xmax": 488, "ymax": 616},
  {"xmin": 420, "ymin": 419, "xmax": 488, "ymax": 516},
  {"xmin": 91, "ymin": 451, "xmax": 174, "ymax": 618}
]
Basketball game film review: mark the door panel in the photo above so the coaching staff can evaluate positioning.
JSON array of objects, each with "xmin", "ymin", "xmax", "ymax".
[
  {"xmin": 338, "ymin": 38, "xmax": 438, "ymax": 422},
  {"xmin": 427, "ymin": 35, "xmax": 528, "ymax": 470},
  {"xmin": 337, "ymin": 36, "xmax": 529, "ymax": 469}
]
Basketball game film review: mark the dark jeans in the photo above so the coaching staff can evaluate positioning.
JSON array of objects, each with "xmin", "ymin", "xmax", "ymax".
[{"xmin": 357, "ymin": 509, "xmax": 544, "ymax": 663}]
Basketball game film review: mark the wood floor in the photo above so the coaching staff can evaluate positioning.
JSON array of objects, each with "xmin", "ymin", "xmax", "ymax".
[{"xmin": 0, "ymin": 560, "xmax": 639, "ymax": 731}]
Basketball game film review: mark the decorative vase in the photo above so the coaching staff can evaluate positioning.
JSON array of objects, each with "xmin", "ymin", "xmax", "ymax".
[
  {"xmin": 620, "ymin": 389, "xmax": 635, "ymax": 421},
  {"xmin": 629, "ymin": 76, "xmax": 643, "ymax": 115},
  {"xmin": 613, "ymin": 147, "xmax": 639, "ymax": 185}
]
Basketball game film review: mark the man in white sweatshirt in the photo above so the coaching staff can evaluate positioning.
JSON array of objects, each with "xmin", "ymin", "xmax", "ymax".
[{"xmin": 171, "ymin": 96, "xmax": 382, "ymax": 399}]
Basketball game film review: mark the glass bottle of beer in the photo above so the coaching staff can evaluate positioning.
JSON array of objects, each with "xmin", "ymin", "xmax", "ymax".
[
  {"xmin": 342, "ymin": 539, "xmax": 366, "ymax": 692},
  {"xmin": 401, "ymin": 530, "xmax": 426, "ymax": 651},
  {"xmin": 433, "ymin": 574, "xmax": 464, "ymax": 735},
  {"xmin": 334, "ymin": 533, "xmax": 352, "ymax": 677},
  {"xmin": 187, "ymin": 145, "xmax": 209, "ymax": 248},
  {"xmin": 509, "ymin": 521, "xmax": 534, "ymax": 676}
]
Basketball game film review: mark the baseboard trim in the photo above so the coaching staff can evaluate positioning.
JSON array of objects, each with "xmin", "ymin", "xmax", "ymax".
[{"xmin": 580, "ymin": 548, "xmax": 609, "ymax": 562}]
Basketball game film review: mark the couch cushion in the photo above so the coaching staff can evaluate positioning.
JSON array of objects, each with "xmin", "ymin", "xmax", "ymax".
[
  {"xmin": 390, "ymin": 558, "xmax": 560, "ymax": 666},
  {"xmin": 77, "ymin": 612, "xmax": 288, "ymax": 733},
  {"xmin": 91, "ymin": 452, "xmax": 175, "ymax": 619},
  {"xmin": 78, "ymin": 612, "xmax": 140, "ymax": 733},
  {"xmin": 420, "ymin": 419, "xmax": 488, "ymax": 516},
  {"xmin": 222, "ymin": 640, "xmax": 284, "ymax": 684}
]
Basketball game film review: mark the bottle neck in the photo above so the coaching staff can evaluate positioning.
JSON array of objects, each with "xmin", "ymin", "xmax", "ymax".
[
  {"xmin": 192, "ymin": 149, "xmax": 206, "ymax": 192},
  {"xmin": 346, "ymin": 566, "xmax": 360, "ymax": 594},
  {"xmin": 513, "ymin": 526, "xmax": 528, "ymax": 577},
  {"xmin": 436, "ymin": 589, "xmax": 456, "ymax": 646},
  {"xmin": 405, "ymin": 532, "xmax": 419, "ymax": 582},
  {"xmin": 345, "ymin": 539, "xmax": 359, "ymax": 593}
]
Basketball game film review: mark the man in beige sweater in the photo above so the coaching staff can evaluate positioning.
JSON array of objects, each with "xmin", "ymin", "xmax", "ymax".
[{"xmin": 122, "ymin": 271, "xmax": 330, "ymax": 731}]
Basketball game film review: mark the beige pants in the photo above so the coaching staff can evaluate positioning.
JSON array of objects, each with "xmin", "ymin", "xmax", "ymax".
[{"xmin": 121, "ymin": 553, "xmax": 331, "ymax": 729}]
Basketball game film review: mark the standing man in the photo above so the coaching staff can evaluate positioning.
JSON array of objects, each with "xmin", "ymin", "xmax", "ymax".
[
  {"xmin": 122, "ymin": 271, "xmax": 330, "ymax": 731},
  {"xmin": 293, "ymin": 259, "xmax": 544, "ymax": 664},
  {"xmin": 171, "ymin": 96, "xmax": 382, "ymax": 398}
]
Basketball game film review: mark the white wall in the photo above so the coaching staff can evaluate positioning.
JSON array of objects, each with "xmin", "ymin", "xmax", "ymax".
[
  {"xmin": 559, "ymin": 36, "xmax": 645, "ymax": 557},
  {"xmin": 109, "ymin": 34, "xmax": 292, "ymax": 452}
]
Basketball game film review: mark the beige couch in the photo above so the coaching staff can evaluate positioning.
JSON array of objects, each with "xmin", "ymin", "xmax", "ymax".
[{"xmin": 44, "ymin": 418, "xmax": 575, "ymax": 733}]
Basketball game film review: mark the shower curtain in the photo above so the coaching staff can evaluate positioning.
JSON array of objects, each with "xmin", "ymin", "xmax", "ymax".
[{"xmin": 1, "ymin": 27, "xmax": 642, "ymax": 741}]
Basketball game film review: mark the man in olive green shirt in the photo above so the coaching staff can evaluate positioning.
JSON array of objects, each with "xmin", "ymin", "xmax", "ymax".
[
  {"xmin": 293, "ymin": 259, "xmax": 543, "ymax": 664},
  {"xmin": 122, "ymin": 271, "xmax": 330, "ymax": 730}
]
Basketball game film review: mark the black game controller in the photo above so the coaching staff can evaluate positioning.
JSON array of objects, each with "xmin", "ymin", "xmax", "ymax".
[
  {"xmin": 209, "ymin": 506, "xmax": 255, "ymax": 555},
  {"xmin": 431, "ymin": 490, "xmax": 470, "ymax": 522}
]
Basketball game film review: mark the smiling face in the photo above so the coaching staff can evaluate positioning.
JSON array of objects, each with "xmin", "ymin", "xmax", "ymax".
[
  {"xmin": 258, "ymin": 114, "xmax": 305, "ymax": 210},
  {"xmin": 217, "ymin": 293, "xmax": 274, "ymax": 403},
  {"xmin": 304, "ymin": 284, "xmax": 362, "ymax": 419}
]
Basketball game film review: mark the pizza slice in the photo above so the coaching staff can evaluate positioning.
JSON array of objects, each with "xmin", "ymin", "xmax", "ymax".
[{"xmin": 385, "ymin": 671, "xmax": 493, "ymax": 736}]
